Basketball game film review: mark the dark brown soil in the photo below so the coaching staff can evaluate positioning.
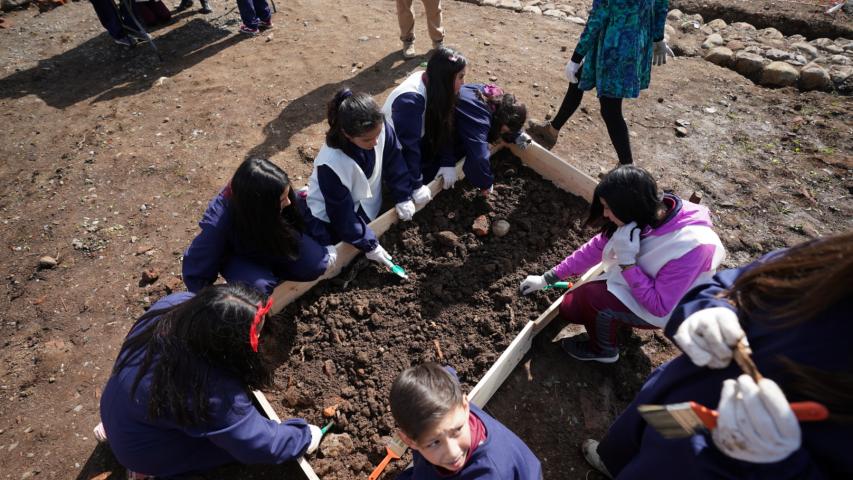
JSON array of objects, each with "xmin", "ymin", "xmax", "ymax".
[{"xmin": 262, "ymin": 151, "xmax": 590, "ymax": 478}]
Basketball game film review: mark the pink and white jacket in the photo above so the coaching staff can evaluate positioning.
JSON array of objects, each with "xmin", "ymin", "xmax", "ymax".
[{"xmin": 551, "ymin": 195, "xmax": 726, "ymax": 328}]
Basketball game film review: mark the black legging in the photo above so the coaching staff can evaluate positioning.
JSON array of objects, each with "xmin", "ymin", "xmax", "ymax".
[{"xmin": 550, "ymin": 67, "xmax": 633, "ymax": 165}]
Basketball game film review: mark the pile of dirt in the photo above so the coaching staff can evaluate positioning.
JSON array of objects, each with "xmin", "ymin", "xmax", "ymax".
[{"xmin": 262, "ymin": 151, "xmax": 591, "ymax": 478}]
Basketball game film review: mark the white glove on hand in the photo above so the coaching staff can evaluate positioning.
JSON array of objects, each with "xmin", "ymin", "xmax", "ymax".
[
  {"xmin": 519, "ymin": 275, "xmax": 548, "ymax": 295},
  {"xmin": 674, "ymin": 307, "xmax": 745, "ymax": 369},
  {"xmin": 366, "ymin": 244, "xmax": 392, "ymax": 265},
  {"xmin": 306, "ymin": 424, "xmax": 323, "ymax": 455},
  {"xmin": 324, "ymin": 245, "xmax": 338, "ymax": 271},
  {"xmin": 609, "ymin": 221, "xmax": 640, "ymax": 265},
  {"xmin": 438, "ymin": 166, "xmax": 458, "ymax": 190},
  {"xmin": 564, "ymin": 60, "xmax": 582, "ymax": 84},
  {"xmin": 411, "ymin": 185, "xmax": 432, "ymax": 205},
  {"xmin": 395, "ymin": 200, "xmax": 416, "ymax": 221},
  {"xmin": 653, "ymin": 40, "xmax": 675, "ymax": 66},
  {"xmin": 713, "ymin": 375, "xmax": 801, "ymax": 464}
]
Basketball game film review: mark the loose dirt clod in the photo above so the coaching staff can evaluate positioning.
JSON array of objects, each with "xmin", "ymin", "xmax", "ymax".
[
  {"xmin": 323, "ymin": 405, "xmax": 338, "ymax": 418},
  {"xmin": 472, "ymin": 215, "xmax": 490, "ymax": 236},
  {"xmin": 320, "ymin": 433, "xmax": 354, "ymax": 458},
  {"xmin": 139, "ymin": 268, "xmax": 160, "ymax": 286},
  {"xmin": 38, "ymin": 256, "xmax": 57, "ymax": 269}
]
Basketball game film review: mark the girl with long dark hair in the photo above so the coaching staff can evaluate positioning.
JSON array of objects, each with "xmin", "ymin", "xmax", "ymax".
[
  {"xmin": 182, "ymin": 158, "xmax": 333, "ymax": 295},
  {"xmin": 303, "ymin": 89, "xmax": 416, "ymax": 267},
  {"xmin": 519, "ymin": 165, "xmax": 725, "ymax": 363},
  {"xmin": 382, "ymin": 46, "xmax": 467, "ymax": 202},
  {"xmin": 439, "ymin": 83, "xmax": 527, "ymax": 194},
  {"xmin": 97, "ymin": 284, "xmax": 323, "ymax": 478},
  {"xmin": 582, "ymin": 232, "xmax": 853, "ymax": 478}
]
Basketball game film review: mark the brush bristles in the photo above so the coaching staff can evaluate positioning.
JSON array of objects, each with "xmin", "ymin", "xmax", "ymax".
[{"xmin": 638, "ymin": 402, "xmax": 706, "ymax": 439}]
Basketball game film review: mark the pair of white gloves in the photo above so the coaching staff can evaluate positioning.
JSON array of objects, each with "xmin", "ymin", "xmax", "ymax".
[
  {"xmin": 394, "ymin": 185, "xmax": 433, "ymax": 221},
  {"xmin": 519, "ymin": 221, "xmax": 640, "ymax": 295},
  {"xmin": 563, "ymin": 41, "xmax": 674, "ymax": 84},
  {"xmin": 676, "ymin": 308, "xmax": 802, "ymax": 464}
]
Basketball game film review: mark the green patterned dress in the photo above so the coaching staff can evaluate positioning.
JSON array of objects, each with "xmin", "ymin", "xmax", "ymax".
[{"xmin": 575, "ymin": 0, "xmax": 669, "ymax": 99}]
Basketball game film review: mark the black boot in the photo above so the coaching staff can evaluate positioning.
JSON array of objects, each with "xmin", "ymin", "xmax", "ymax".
[
  {"xmin": 200, "ymin": 0, "xmax": 212, "ymax": 13},
  {"xmin": 175, "ymin": 0, "xmax": 193, "ymax": 12}
]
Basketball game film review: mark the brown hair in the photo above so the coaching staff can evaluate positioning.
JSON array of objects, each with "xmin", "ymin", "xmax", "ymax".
[
  {"xmin": 728, "ymin": 231, "xmax": 853, "ymax": 421},
  {"xmin": 390, "ymin": 362, "xmax": 464, "ymax": 441}
]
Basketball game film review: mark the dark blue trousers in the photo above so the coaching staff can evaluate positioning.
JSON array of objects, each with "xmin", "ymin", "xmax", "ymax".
[
  {"xmin": 236, "ymin": 0, "xmax": 271, "ymax": 28},
  {"xmin": 89, "ymin": 0, "xmax": 130, "ymax": 40}
]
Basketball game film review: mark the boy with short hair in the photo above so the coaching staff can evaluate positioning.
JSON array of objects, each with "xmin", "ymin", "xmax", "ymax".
[{"xmin": 390, "ymin": 362, "xmax": 542, "ymax": 479}]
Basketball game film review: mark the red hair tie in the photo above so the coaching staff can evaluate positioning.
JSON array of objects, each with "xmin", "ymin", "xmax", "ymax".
[{"xmin": 249, "ymin": 298, "xmax": 273, "ymax": 352}]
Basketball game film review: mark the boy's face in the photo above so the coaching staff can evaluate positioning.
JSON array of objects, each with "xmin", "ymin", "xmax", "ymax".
[{"xmin": 400, "ymin": 398, "xmax": 472, "ymax": 472}]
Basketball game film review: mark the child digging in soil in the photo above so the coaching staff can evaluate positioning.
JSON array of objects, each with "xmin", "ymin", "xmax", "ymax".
[
  {"xmin": 390, "ymin": 362, "xmax": 542, "ymax": 479},
  {"xmin": 582, "ymin": 232, "xmax": 853, "ymax": 479},
  {"xmin": 303, "ymin": 89, "xmax": 417, "ymax": 269},
  {"xmin": 519, "ymin": 165, "xmax": 725, "ymax": 363},
  {"xmin": 183, "ymin": 157, "xmax": 334, "ymax": 295},
  {"xmin": 382, "ymin": 46, "xmax": 468, "ymax": 209},
  {"xmin": 96, "ymin": 284, "xmax": 323, "ymax": 479}
]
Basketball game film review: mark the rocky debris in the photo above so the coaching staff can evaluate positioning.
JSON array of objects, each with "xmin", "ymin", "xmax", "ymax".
[
  {"xmin": 323, "ymin": 404, "xmax": 338, "ymax": 418},
  {"xmin": 760, "ymin": 61, "xmax": 799, "ymax": 87},
  {"xmin": 139, "ymin": 268, "xmax": 160, "ymax": 286},
  {"xmin": 705, "ymin": 47, "xmax": 733, "ymax": 67},
  {"xmin": 706, "ymin": 18, "xmax": 726, "ymax": 31},
  {"xmin": 320, "ymin": 433, "xmax": 354, "ymax": 457},
  {"xmin": 37, "ymin": 256, "xmax": 57, "ymax": 269},
  {"xmin": 496, "ymin": 0, "xmax": 522, "ymax": 11},
  {"xmin": 492, "ymin": 219, "xmax": 510, "ymax": 237},
  {"xmin": 666, "ymin": 9, "xmax": 683, "ymax": 21},
  {"xmin": 799, "ymin": 64, "xmax": 832, "ymax": 91},
  {"xmin": 674, "ymin": 126, "xmax": 689, "ymax": 137},
  {"xmin": 435, "ymin": 231, "xmax": 461, "ymax": 248},
  {"xmin": 472, "ymin": 215, "xmax": 490, "ymax": 236},
  {"xmin": 733, "ymin": 51, "xmax": 766, "ymax": 78},
  {"xmin": 702, "ymin": 33, "xmax": 724, "ymax": 49},
  {"xmin": 792, "ymin": 42, "xmax": 819, "ymax": 60}
]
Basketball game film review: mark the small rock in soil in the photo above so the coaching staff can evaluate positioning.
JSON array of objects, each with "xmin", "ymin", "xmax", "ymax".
[
  {"xmin": 323, "ymin": 359, "xmax": 336, "ymax": 377},
  {"xmin": 675, "ymin": 126, "xmax": 689, "ymax": 137},
  {"xmin": 435, "ymin": 230, "xmax": 460, "ymax": 247},
  {"xmin": 38, "ymin": 256, "xmax": 57, "ymax": 269},
  {"xmin": 492, "ymin": 219, "xmax": 510, "ymax": 237},
  {"xmin": 320, "ymin": 433, "xmax": 354, "ymax": 457},
  {"xmin": 472, "ymin": 215, "xmax": 490, "ymax": 236},
  {"xmin": 323, "ymin": 405, "xmax": 338, "ymax": 418},
  {"xmin": 140, "ymin": 268, "xmax": 160, "ymax": 286}
]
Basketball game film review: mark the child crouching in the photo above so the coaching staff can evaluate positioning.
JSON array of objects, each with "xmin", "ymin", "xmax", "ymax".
[{"xmin": 390, "ymin": 362, "xmax": 542, "ymax": 479}]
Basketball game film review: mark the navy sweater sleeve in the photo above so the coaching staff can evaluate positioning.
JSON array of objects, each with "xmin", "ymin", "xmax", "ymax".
[
  {"xmin": 391, "ymin": 92, "xmax": 426, "ymax": 189},
  {"xmin": 382, "ymin": 120, "xmax": 415, "ymax": 203},
  {"xmin": 455, "ymin": 85, "xmax": 494, "ymax": 189},
  {"xmin": 316, "ymin": 165, "xmax": 378, "ymax": 252},
  {"xmin": 182, "ymin": 192, "xmax": 230, "ymax": 293}
]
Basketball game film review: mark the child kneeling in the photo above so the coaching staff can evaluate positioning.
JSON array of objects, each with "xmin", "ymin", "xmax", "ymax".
[{"xmin": 390, "ymin": 362, "xmax": 542, "ymax": 479}]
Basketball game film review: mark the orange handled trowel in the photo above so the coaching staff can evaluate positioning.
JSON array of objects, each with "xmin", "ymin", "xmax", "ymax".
[{"xmin": 368, "ymin": 433, "xmax": 408, "ymax": 480}]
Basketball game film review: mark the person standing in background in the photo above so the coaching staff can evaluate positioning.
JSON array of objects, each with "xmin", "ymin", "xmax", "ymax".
[{"xmin": 396, "ymin": 0, "xmax": 445, "ymax": 59}]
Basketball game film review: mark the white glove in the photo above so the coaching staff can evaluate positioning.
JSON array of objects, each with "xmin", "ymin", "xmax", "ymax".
[
  {"xmin": 366, "ymin": 244, "xmax": 392, "ymax": 265},
  {"xmin": 674, "ymin": 307, "xmax": 745, "ymax": 369},
  {"xmin": 653, "ymin": 40, "xmax": 675, "ymax": 66},
  {"xmin": 411, "ymin": 185, "xmax": 432, "ymax": 205},
  {"xmin": 324, "ymin": 245, "xmax": 338, "ymax": 271},
  {"xmin": 564, "ymin": 60, "xmax": 582, "ymax": 84},
  {"xmin": 519, "ymin": 275, "xmax": 548, "ymax": 295},
  {"xmin": 713, "ymin": 375, "xmax": 801, "ymax": 464},
  {"xmin": 438, "ymin": 166, "xmax": 458, "ymax": 190},
  {"xmin": 306, "ymin": 424, "xmax": 323, "ymax": 454},
  {"xmin": 609, "ymin": 221, "xmax": 640, "ymax": 265},
  {"xmin": 395, "ymin": 200, "xmax": 416, "ymax": 221}
]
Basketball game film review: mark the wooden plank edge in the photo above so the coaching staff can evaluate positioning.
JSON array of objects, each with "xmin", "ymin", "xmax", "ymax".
[
  {"xmin": 509, "ymin": 141, "xmax": 598, "ymax": 203},
  {"xmin": 251, "ymin": 389, "xmax": 321, "ymax": 480},
  {"xmin": 468, "ymin": 320, "xmax": 537, "ymax": 408}
]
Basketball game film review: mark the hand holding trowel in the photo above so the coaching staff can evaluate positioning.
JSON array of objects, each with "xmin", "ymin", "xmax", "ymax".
[{"xmin": 366, "ymin": 244, "xmax": 408, "ymax": 279}]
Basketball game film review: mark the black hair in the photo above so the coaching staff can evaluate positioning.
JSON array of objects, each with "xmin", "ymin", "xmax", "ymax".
[
  {"xmin": 586, "ymin": 165, "xmax": 666, "ymax": 237},
  {"xmin": 390, "ymin": 362, "xmax": 465, "ymax": 442},
  {"xmin": 423, "ymin": 47, "xmax": 467, "ymax": 161},
  {"xmin": 230, "ymin": 158, "xmax": 303, "ymax": 260},
  {"xmin": 112, "ymin": 284, "xmax": 272, "ymax": 427},
  {"xmin": 485, "ymin": 92, "xmax": 527, "ymax": 144},
  {"xmin": 326, "ymin": 89, "xmax": 384, "ymax": 150}
]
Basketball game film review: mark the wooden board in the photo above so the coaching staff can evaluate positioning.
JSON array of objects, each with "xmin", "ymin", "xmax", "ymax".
[
  {"xmin": 252, "ymin": 389, "xmax": 321, "ymax": 480},
  {"xmin": 509, "ymin": 142, "xmax": 598, "ymax": 203}
]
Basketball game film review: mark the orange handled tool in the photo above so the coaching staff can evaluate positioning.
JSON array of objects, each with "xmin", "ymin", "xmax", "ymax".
[{"xmin": 368, "ymin": 434, "xmax": 408, "ymax": 480}]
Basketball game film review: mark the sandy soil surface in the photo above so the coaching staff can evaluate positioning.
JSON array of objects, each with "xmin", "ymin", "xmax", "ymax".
[{"xmin": 0, "ymin": 0, "xmax": 850, "ymax": 479}]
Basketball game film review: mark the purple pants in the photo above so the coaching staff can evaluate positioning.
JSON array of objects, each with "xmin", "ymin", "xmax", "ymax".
[{"xmin": 558, "ymin": 280, "xmax": 656, "ymax": 354}]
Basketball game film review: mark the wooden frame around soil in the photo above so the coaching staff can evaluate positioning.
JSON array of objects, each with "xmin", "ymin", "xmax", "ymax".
[{"xmin": 253, "ymin": 141, "xmax": 598, "ymax": 480}]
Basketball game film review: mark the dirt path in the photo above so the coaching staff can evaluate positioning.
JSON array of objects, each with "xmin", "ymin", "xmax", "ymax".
[{"xmin": 0, "ymin": 0, "xmax": 850, "ymax": 479}]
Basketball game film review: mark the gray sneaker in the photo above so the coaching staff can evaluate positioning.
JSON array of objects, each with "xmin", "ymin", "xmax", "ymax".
[
  {"xmin": 402, "ymin": 42, "xmax": 417, "ymax": 59},
  {"xmin": 560, "ymin": 337, "xmax": 619, "ymax": 363}
]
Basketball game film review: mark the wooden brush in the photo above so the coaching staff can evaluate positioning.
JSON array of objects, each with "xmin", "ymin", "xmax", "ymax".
[
  {"xmin": 639, "ymin": 339, "xmax": 830, "ymax": 439},
  {"xmin": 368, "ymin": 433, "xmax": 408, "ymax": 480}
]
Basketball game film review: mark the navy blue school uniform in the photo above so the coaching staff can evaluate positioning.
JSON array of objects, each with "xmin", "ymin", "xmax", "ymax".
[
  {"xmin": 398, "ymin": 403, "xmax": 542, "ymax": 480},
  {"xmin": 597, "ymin": 251, "xmax": 853, "ymax": 479},
  {"xmin": 89, "ymin": 0, "xmax": 130, "ymax": 40},
  {"xmin": 303, "ymin": 119, "xmax": 412, "ymax": 252},
  {"xmin": 429, "ymin": 84, "xmax": 495, "ymax": 190},
  {"xmin": 100, "ymin": 292, "xmax": 312, "ymax": 477},
  {"xmin": 383, "ymin": 71, "xmax": 428, "ymax": 190},
  {"xmin": 182, "ymin": 187, "xmax": 329, "ymax": 295}
]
